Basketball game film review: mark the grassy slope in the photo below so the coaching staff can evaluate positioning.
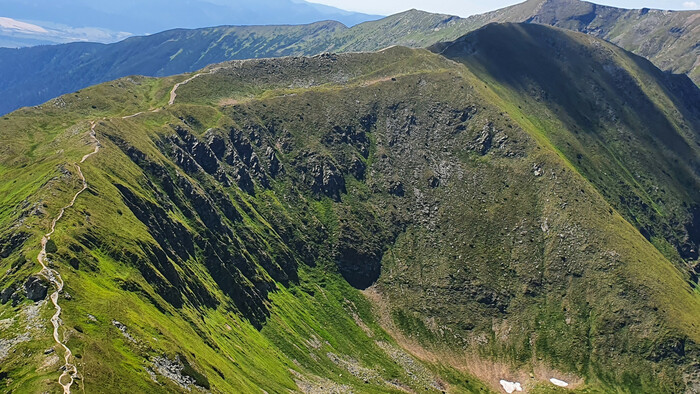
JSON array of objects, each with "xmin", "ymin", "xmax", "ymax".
[
  {"xmin": 432, "ymin": 22, "xmax": 700, "ymax": 275},
  {"xmin": 0, "ymin": 30, "xmax": 699, "ymax": 394},
  {"xmin": 0, "ymin": 49, "xmax": 490, "ymax": 393},
  {"xmin": 420, "ymin": 23, "xmax": 700, "ymax": 390},
  {"xmin": 479, "ymin": 0, "xmax": 700, "ymax": 82}
]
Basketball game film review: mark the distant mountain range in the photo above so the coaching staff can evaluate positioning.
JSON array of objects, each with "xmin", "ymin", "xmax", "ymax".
[
  {"xmin": 0, "ymin": 0, "xmax": 381, "ymax": 47},
  {"xmin": 0, "ymin": 0, "xmax": 697, "ymax": 115},
  {"xmin": 0, "ymin": 16, "xmax": 131, "ymax": 47}
]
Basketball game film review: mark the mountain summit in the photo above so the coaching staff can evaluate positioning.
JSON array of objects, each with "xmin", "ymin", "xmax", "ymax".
[{"xmin": 494, "ymin": 0, "xmax": 700, "ymax": 81}]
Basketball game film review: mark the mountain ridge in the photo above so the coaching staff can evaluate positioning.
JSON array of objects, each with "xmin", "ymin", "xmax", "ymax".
[
  {"xmin": 0, "ymin": 0, "xmax": 380, "ymax": 48},
  {"xmin": 0, "ymin": 0, "xmax": 697, "ymax": 116},
  {"xmin": 1, "ymin": 22, "xmax": 699, "ymax": 392}
]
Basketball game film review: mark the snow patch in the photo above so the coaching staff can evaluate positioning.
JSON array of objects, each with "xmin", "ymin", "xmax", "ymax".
[
  {"xmin": 499, "ymin": 379, "xmax": 523, "ymax": 393},
  {"xmin": 550, "ymin": 377, "xmax": 569, "ymax": 387}
]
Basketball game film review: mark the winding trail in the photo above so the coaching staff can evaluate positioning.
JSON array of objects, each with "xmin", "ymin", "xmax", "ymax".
[
  {"xmin": 35, "ymin": 67, "xmax": 217, "ymax": 392},
  {"xmin": 36, "ymin": 121, "xmax": 100, "ymax": 394},
  {"xmin": 121, "ymin": 111, "xmax": 143, "ymax": 119},
  {"xmin": 168, "ymin": 67, "xmax": 222, "ymax": 105}
]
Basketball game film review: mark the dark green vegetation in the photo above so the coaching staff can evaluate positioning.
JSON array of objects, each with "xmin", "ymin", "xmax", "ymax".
[
  {"xmin": 466, "ymin": 0, "xmax": 700, "ymax": 83},
  {"xmin": 431, "ymin": 22, "xmax": 700, "ymax": 280},
  {"xmin": 1, "ymin": 22, "xmax": 700, "ymax": 393},
  {"xmin": 1, "ymin": 0, "xmax": 698, "ymax": 116}
]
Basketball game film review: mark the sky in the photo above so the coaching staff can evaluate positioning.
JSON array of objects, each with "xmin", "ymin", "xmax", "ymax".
[{"xmin": 307, "ymin": 0, "xmax": 699, "ymax": 17}]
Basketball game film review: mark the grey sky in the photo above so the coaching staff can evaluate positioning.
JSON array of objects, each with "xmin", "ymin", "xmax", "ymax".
[{"xmin": 308, "ymin": 0, "xmax": 699, "ymax": 16}]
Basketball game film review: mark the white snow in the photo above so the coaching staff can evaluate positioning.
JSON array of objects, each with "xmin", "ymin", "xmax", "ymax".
[
  {"xmin": 0, "ymin": 17, "xmax": 48, "ymax": 33},
  {"xmin": 550, "ymin": 377, "xmax": 569, "ymax": 387},
  {"xmin": 499, "ymin": 379, "xmax": 523, "ymax": 393}
]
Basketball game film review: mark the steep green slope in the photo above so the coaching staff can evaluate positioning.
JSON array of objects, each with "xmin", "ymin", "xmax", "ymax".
[
  {"xmin": 431, "ymin": 22, "xmax": 700, "ymax": 284},
  {"xmin": 467, "ymin": 0, "xmax": 700, "ymax": 83},
  {"xmin": 1, "ymin": 24, "xmax": 700, "ymax": 393},
  {"xmin": 1, "ymin": 0, "xmax": 697, "ymax": 116}
]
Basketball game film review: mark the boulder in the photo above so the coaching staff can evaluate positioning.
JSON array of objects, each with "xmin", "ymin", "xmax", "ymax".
[{"xmin": 24, "ymin": 276, "xmax": 49, "ymax": 301}]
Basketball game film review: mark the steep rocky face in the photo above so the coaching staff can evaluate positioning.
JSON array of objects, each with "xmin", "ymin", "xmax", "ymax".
[
  {"xmin": 106, "ymin": 125, "xmax": 298, "ymax": 326},
  {"xmin": 0, "ymin": 26, "xmax": 699, "ymax": 393}
]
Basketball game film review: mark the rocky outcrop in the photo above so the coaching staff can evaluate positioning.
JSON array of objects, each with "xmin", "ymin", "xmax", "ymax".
[
  {"xmin": 470, "ymin": 122, "xmax": 510, "ymax": 156},
  {"xmin": 0, "ymin": 286, "xmax": 16, "ymax": 304},
  {"xmin": 0, "ymin": 232, "xmax": 30, "ymax": 259},
  {"xmin": 388, "ymin": 180, "xmax": 405, "ymax": 197},
  {"xmin": 24, "ymin": 276, "xmax": 48, "ymax": 302},
  {"xmin": 294, "ymin": 152, "xmax": 346, "ymax": 201},
  {"xmin": 152, "ymin": 354, "xmax": 210, "ymax": 390},
  {"xmin": 323, "ymin": 124, "xmax": 370, "ymax": 158},
  {"xmin": 334, "ymin": 206, "xmax": 392, "ymax": 289},
  {"xmin": 266, "ymin": 146, "xmax": 281, "ymax": 177}
]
